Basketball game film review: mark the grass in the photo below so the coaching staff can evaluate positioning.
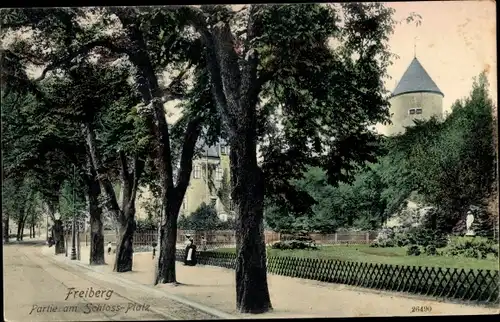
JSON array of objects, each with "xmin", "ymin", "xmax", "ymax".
[{"xmin": 215, "ymin": 245, "xmax": 499, "ymax": 270}]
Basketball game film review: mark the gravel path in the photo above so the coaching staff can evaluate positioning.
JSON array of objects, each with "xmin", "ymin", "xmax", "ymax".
[{"xmin": 4, "ymin": 241, "xmax": 218, "ymax": 321}]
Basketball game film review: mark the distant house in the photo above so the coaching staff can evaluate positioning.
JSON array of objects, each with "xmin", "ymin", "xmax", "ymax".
[
  {"xmin": 181, "ymin": 139, "xmax": 233, "ymax": 222},
  {"xmin": 135, "ymin": 138, "xmax": 234, "ymax": 223}
]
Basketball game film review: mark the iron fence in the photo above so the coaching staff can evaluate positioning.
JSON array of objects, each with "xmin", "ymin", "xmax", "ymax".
[
  {"xmin": 173, "ymin": 250, "xmax": 499, "ymax": 304},
  {"xmin": 99, "ymin": 230, "xmax": 377, "ymax": 247}
]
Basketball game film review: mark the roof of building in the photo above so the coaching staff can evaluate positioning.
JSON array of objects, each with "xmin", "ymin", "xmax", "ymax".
[
  {"xmin": 202, "ymin": 145, "xmax": 220, "ymax": 158},
  {"xmin": 196, "ymin": 138, "xmax": 228, "ymax": 159},
  {"xmin": 391, "ymin": 57, "xmax": 444, "ymax": 98}
]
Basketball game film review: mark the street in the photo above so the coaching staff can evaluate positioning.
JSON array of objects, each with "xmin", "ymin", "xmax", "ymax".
[{"xmin": 3, "ymin": 240, "xmax": 218, "ymax": 321}]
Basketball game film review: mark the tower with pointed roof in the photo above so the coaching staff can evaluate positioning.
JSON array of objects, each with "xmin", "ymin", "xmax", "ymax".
[{"xmin": 376, "ymin": 56, "xmax": 444, "ymax": 136}]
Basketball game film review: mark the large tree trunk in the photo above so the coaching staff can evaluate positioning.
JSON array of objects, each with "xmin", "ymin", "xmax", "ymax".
[
  {"xmin": 109, "ymin": 9, "xmax": 202, "ymax": 283},
  {"xmin": 53, "ymin": 219, "xmax": 65, "ymax": 254},
  {"xmin": 89, "ymin": 213, "xmax": 105, "ymax": 265},
  {"xmin": 185, "ymin": 7, "xmax": 273, "ymax": 313},
  {"xmin": 113, "ymin": 214, "xmax": 136, "ymax": 272},
  {"xmin": 156, "ymin": 204, "xmax": 180, "ymax": 284},
  {"xmin": 16, "ymin": 221, "xmax": 22, "ymax": 241},
  {"xmin": 231, "ymin": 140, "xmax": 272, "ymax": 314},
  {"xmin": 3, "ymin": 214, "xmax": 9, "ymax": 243},
  {"xmin": 20, "ymin": 219, "xmax": 26, "ymax": 240},
  {"xmin": 84, "ymin": 123, "xmax": 144, "ymax": 272},
  {"xmin": 88, "ymin": 171, "xmax": 105, "ymax": 265}
]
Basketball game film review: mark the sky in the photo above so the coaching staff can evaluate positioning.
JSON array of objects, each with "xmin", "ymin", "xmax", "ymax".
[{"xmin": 385, "ymin": 1, "xmax": 496, "ymax": 114}]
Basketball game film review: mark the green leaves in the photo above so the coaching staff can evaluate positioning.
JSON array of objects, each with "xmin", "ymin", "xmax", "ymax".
[{"xmin": 178, "ymin": 202, "xmax": 220, "ymax": 231}]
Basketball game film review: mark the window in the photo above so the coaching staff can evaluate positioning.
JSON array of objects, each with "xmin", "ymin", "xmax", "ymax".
[
  {"xmin": 210, "ymin": 198, "xmax": 217, "ymax": 208},
  {"xmin": 220, "ymin": 145, "xmax": 227, "ymax": 155},
  {"xmin": 415, "ymin": 108, "xmax": 422, "ymax": 114},
  {"xmin": 193, "ymin": 165, "xmax": 201, "ymax": 179},
  {"xmin": 408, "ymin": 108, "xmax": 416, "ymax": 115},
  {"xmin": 229, "ymin": 198, "xmax": 234, "ymax": 211},
  {"xmin": 182, "ymin": 197, "xmax": 187, "ymax": 210},
  {"xmin": 216, "ymin": 166, "xmax": 223, "ymax": 181}
]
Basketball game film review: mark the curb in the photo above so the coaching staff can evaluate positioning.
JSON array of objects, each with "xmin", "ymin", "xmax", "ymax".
[{"xmin": 40, "ymin": 247, "xmax": 237, "ymax": 320}]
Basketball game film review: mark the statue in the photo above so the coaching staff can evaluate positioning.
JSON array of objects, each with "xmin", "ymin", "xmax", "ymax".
[{"xmin": 465, "ymin": 211, "xmax": 475, "ymax": 236}]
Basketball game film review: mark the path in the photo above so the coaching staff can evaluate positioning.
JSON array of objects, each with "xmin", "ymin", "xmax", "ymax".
[{"xmin": 3, "ymin": 240, "xmax": 220, "ymax": 321}]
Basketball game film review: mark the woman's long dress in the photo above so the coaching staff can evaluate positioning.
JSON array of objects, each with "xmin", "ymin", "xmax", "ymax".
[{"xmin": 184, "ymin": 244, "xmax": 197, "ymax": 266}]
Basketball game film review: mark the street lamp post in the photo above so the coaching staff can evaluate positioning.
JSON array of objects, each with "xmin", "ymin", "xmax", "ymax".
[
  {"xmin": 54, "ymin": 211, "xmax": 61, "ymax": 250},
  {"xmin": 77, "ymin": 217, "xmax": 81, "ymax": 261},
  {"xmin": 65, "ymin": 229, "xmax": 68, "ymax": 257},
  {"xmin": 71, "ymin": 165, "xmax": 77, "ymax": 260}
]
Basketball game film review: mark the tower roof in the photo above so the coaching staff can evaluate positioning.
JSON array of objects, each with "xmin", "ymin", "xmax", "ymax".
[{"xmin": 391, "ymin": 57, "xmax": 444, "ymax": 98}]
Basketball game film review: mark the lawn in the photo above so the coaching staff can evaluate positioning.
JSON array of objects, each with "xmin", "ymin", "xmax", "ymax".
[{"xmin": 215, "ymin": 245, "xmax": 499, "ymax": 270}]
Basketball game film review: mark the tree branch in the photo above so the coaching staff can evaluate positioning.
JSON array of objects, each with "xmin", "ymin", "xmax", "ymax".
[
  {"xmin": 82, "ymin": 123, "xmax": 124, "ymax": 224},
  {"xmin": 159, "ymin": 63, "xmax": 193, "ymax": 103},
  {"xmin": 174, "ymin": 115, "xmax": 203, "ymax": 197},
  {"xmin": 183, "ymin": 7, "xmax": 236, "ymax": 134},
  {"xmin": 118, "ymin": 150, "xmax": 129, "ymax": 184},
  {"xmin": 128, "ymin": 155, "xmax": 146, "ymax": 213},
  {"xmin": 34, "ymin": 37, "xmax": 129, "ymax": 82}
]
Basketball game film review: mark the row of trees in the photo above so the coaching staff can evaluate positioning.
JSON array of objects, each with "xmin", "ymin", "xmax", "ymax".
[
  {"xmin": 2, "ymin": 176, "xmax": 44, "ymax": 241},
  {"xmin": 265, "ymin": 72, "xmax": 497, "ymax": 236},
  {"xmin": 2, "ymin": 4, "xmax": 419, "ymax": 313}
]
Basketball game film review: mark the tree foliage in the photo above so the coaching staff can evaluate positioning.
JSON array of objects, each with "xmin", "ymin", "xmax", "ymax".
[{"xmin": 266, "ymin": 72, "xmax": 496, "ymax": 236}]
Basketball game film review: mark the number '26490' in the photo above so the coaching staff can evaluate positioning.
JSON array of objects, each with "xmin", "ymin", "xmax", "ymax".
[{"xmin": 411, "ymin": 306, "xmax": 432, "ymax": 313}]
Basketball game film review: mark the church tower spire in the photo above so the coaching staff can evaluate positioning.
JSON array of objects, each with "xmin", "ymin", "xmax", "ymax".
[{"xmin": 375, "ymin": 56, "xmax": 444, "ymax": 136}]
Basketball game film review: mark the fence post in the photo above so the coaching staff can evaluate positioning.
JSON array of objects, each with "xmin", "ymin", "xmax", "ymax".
[
  {"xmin": 365, "ymin": 232, "xmax": 369, "ymax": 243},
  {"xmin": 334, "ymin": 233, "xmax": 337, "ymax": 243}
]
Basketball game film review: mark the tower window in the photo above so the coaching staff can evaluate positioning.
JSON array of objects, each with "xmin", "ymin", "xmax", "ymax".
[
  {"xmin": 193, "ymin": 165, "xmax": 201, "ymax": 179},
  {"xmin": 415, "ymin": 108, "xmax": 422, "ymax": 114},
  {"xmin": 408, "ymin": 108, "xmax": 416, "ymax": 115},
  {"xmin": 220, "ymin": 145, "xmax": 227, "ymax": 155}
]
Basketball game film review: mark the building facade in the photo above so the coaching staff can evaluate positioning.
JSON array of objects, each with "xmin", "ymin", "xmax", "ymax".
[
  {"xmin": 180, "ymin": 142, "xmax": 233, "ymax": 221},
  {"xmin": 135, "ymin": 141, "xmax": 233, "ymax": 222},
  {"xmin": 376, "ymin": 57, "xmax": 444, "ymax": 136}
]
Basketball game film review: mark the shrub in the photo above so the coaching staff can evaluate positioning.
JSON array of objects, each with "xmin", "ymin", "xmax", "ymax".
[
  {"xmin": 424, "ymin": 244, "xmax": 437, "ymax": 256},
  {"xmin": 406, "ymin": 245, "xmax": 421, "ymax": 256},
  {"xmin": 443, "ymin": 236, "xmax": 498, "ymax": 259},
  {"xmin": 372, "ymin": 226, "xmax": 447, "ymax": 248},
  {"xmin": 136, "ymin": 218, "xmax": 157, "ymax": 232},
  {"xmin": 271, "ymin": 240, "xmax": 317, "ymax": 250},
  {"xmin": 371, "ymin": 228, "xmax": 396, "ymax": 247}
]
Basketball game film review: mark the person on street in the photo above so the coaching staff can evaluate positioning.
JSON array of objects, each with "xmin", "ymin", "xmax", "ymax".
[
  {"xmin": 48, "ymin": 236, "xmax": 54, "ymax": 247},
  {"xmin": 184, "ymin": 237, "xmax": 197, "ymax": 266},
  {"xmin": 201, "ymin": 235, "xmax": 207, "ymax": 251}
]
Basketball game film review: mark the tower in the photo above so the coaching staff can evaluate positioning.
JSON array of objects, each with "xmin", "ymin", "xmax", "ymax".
[{"xmin": 377, "ymin": 57, "xmax": 444, "ymax": 136}]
